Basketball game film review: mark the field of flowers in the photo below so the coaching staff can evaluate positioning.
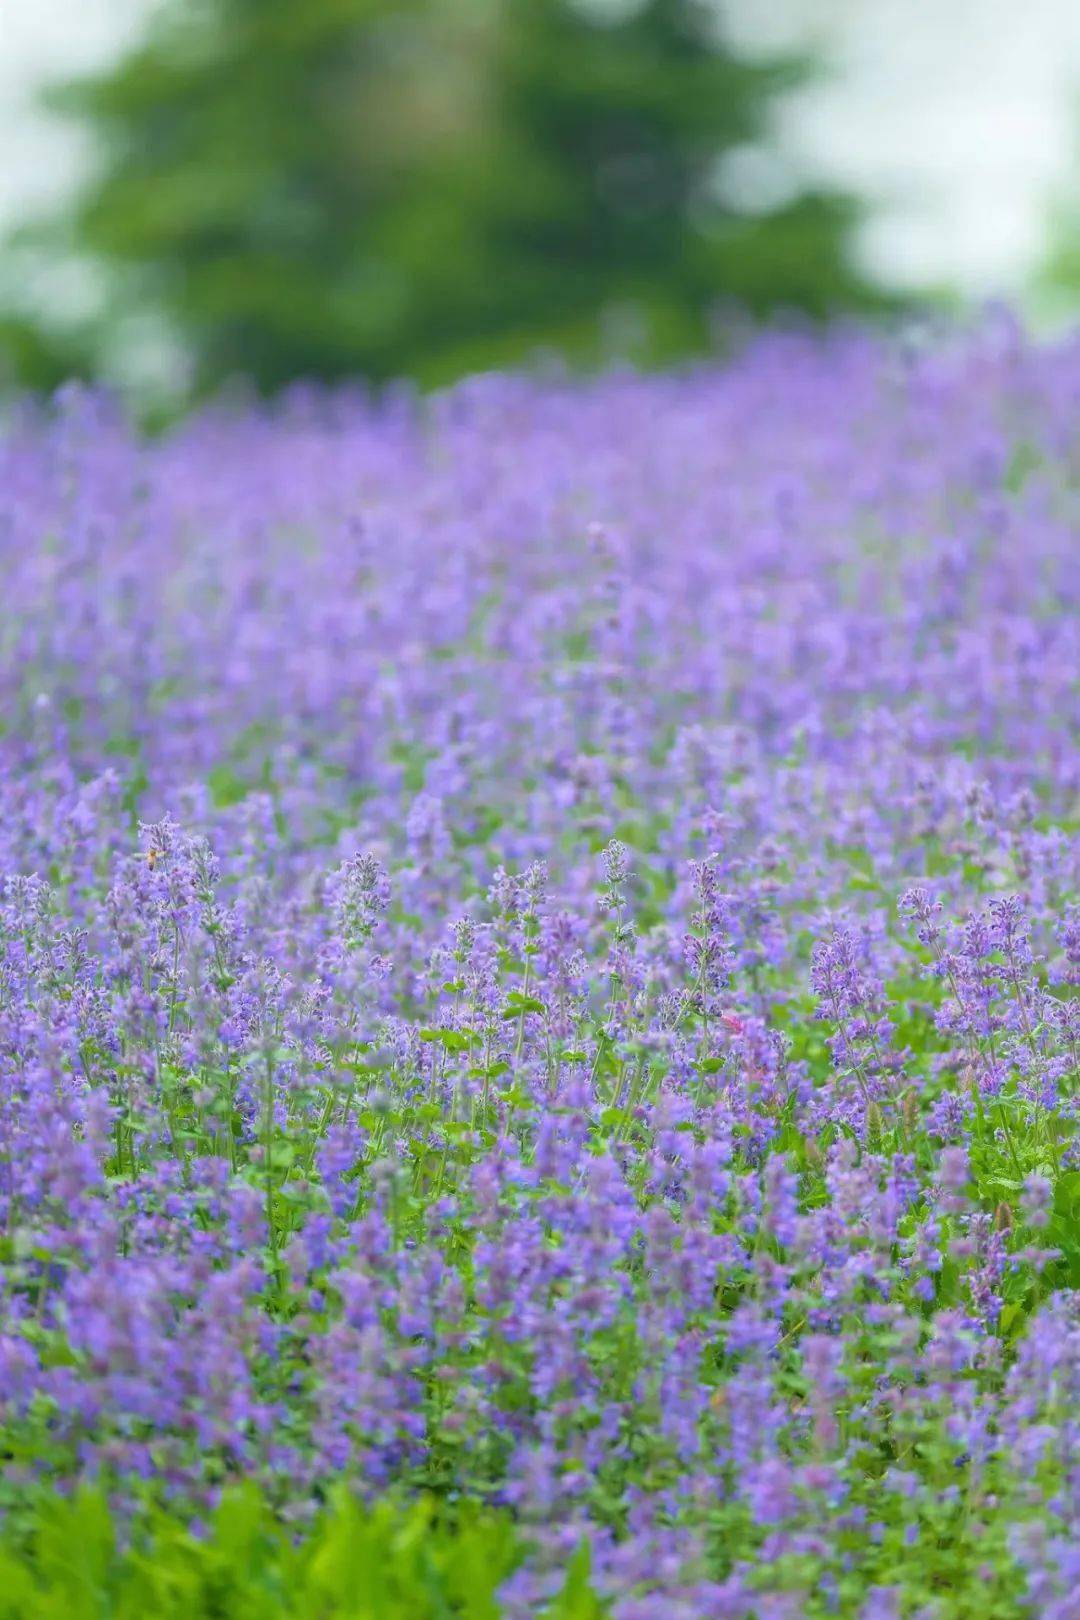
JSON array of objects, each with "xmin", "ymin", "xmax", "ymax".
[{"xmin": 0, "ymin": 322, "xmax": 1077, "ymax": 1618}]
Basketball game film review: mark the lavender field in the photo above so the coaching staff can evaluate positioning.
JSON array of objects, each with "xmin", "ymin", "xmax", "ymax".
[{"xmin": 0, "ymin": 324, "xmax": 1078, "ymax": 1617}]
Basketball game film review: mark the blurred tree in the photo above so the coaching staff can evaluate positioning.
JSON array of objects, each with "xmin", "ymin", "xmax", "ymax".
[
  {"xmin": 1038, "ymin": 129, "xmax": 1080, "ymax": 322},
  {"xmin": 8, "ymin": 0, "xmax": 888, "ymax": 401}
]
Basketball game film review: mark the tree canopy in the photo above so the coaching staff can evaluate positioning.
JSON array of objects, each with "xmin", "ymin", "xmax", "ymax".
[{"xmin": 6, "ymin": 0, "xmax": 888, "ymax": 401}]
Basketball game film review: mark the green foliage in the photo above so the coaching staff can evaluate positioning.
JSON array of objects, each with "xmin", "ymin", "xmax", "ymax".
[
  {"xmin": 1036, "ymin": 112, "xmax": 1080, "ymax": 319},
  {"xmin": 0, "ymin": 1487, "xmax": 529, "ymax": 1620},
  {"xmin": 1041, "ymin": 225, "xmax": 1080, "ymax": 323},
  {"xmin": 10, "ymin": 0, "xmax": 888, "ymax": 402}
]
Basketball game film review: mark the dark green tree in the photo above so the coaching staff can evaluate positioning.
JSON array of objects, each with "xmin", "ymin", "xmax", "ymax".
[
  {"xmin": 1038, "ymin": 121, "xmax": 1080, "ymax": 321},
  {"xmin": 10, "ymin": 0, "xmax": 887, "ymax": 400}
]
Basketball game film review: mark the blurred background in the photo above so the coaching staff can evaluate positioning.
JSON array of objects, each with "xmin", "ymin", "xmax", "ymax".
[{"xmin": 1, "ymin": 0, "xmax": 1078, "ymax": 414}]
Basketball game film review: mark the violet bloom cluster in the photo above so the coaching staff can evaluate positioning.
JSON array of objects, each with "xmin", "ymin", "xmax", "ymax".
[{"xmin": 0, "ymin": 320, "xmax": 1078, "ymax": 1616}]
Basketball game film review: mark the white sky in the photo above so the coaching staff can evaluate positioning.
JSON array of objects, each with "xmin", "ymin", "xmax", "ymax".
[
  {"xmin": 0, "ymin": 1, "xmax": 151, "ymax": 218},
  {"xmin": 718, "ymin": 0, "xmax": 1080, "ymax": 301},
  {"xmin": 1, "ymin": 0, "xmax": 1079, "ymax": 310}
]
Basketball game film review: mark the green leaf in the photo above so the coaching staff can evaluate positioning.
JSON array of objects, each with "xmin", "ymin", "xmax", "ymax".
[{"xmin": 419, "ymin": 1028, "xmax": 478, "ymax": 1052}]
